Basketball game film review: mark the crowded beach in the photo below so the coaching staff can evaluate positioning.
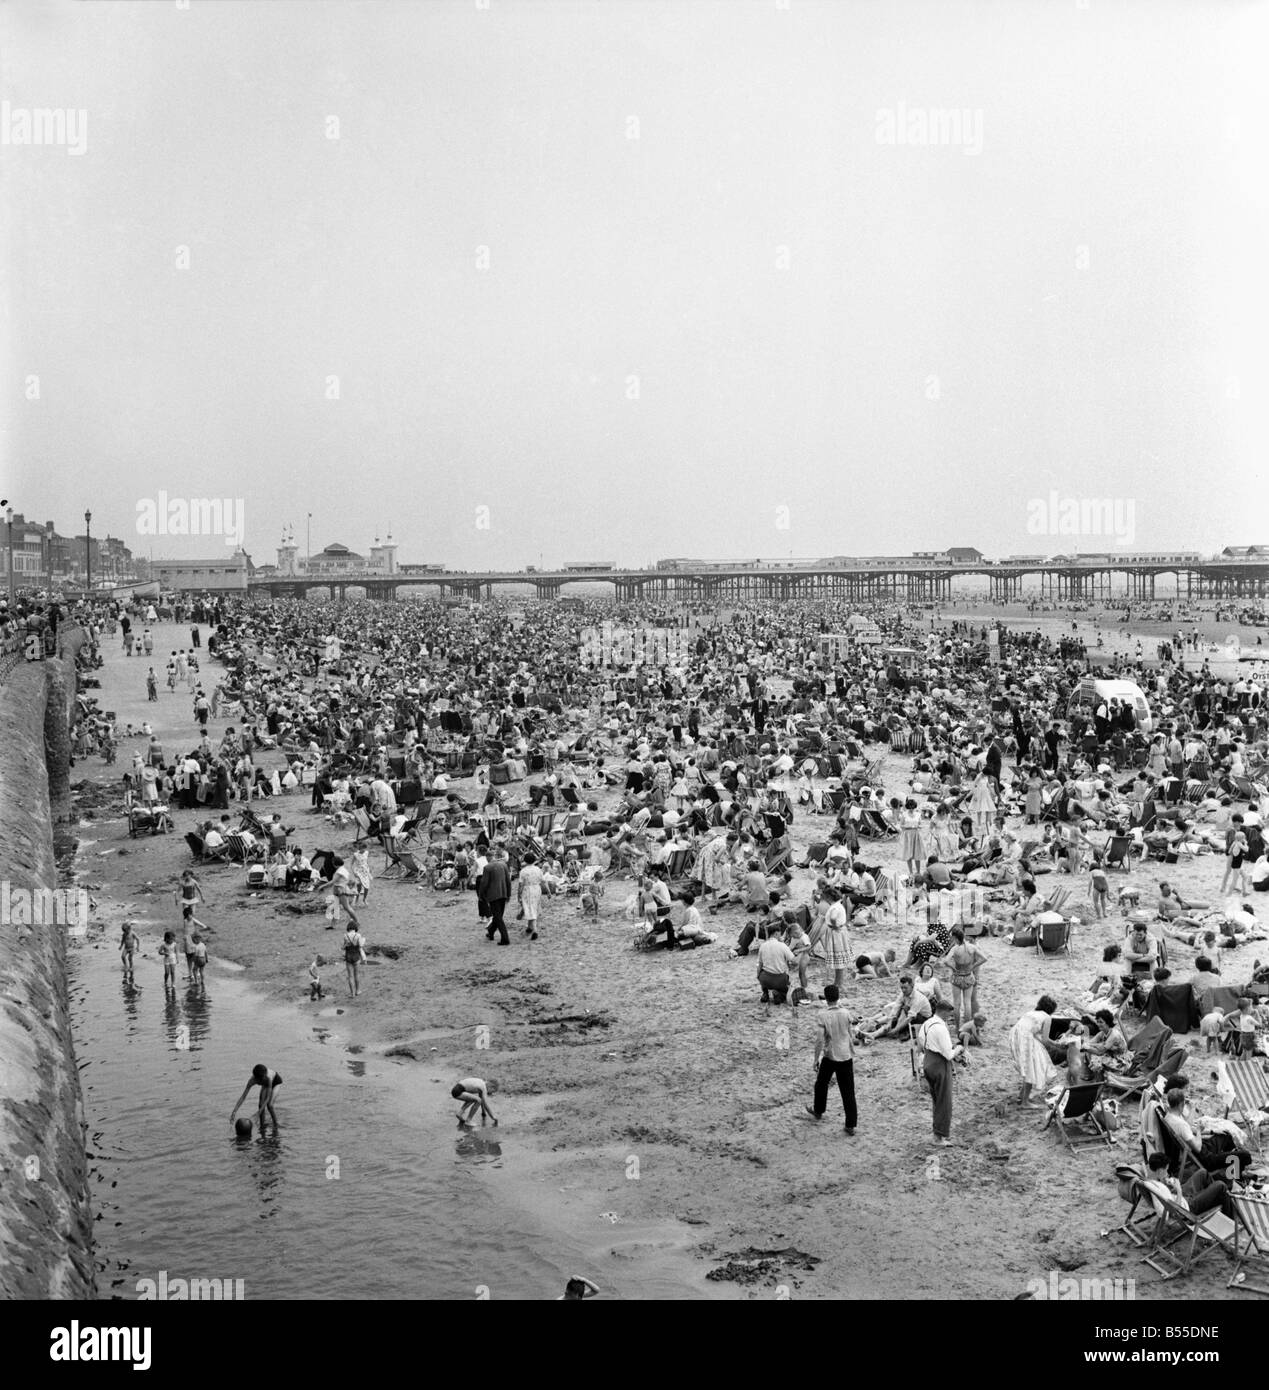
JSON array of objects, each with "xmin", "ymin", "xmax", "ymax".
[{"xmin": 15, "ymin": 583, "xmax": 1269, "ymax": 1298}]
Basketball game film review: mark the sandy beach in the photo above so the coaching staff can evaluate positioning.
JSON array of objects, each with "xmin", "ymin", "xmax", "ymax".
[{"xmin": 65, "ymin": 615, "xmax": 1265, "ymax": 1300}]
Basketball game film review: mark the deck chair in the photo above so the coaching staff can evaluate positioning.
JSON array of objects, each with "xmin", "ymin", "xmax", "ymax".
[
  {"xmin": 803, "ymin": 841, "xmax": 829, "ymax": 867},
  {"xmin": 1102, "ymin": 835, "xmax": 1135, "ymax": 871},
  {"xmin": 245, "ymin": 860, "xmax": 268, "ymax": 889},
  {"xmin": 1139, "ymin": 1188, "xmax": 1237, "ymax": 1281},
  {"xmin": 762, "ymin": 839, "xmax": 792, "ymax": 876},
  {"xmin": 223, "ymin": 830, "xmax": 252, "ymax": 864},
  {"xmin": 1228, "ymin": 1192, "xmax": 1269, "ymax": 1294},
  {"xmin": 560, "ymin": 786, "xmax": 581, "ymax": 807},
  {"xmin": 665, "ymin": 847, "xmax": 695, "ymax": 888},
  {"xmin": 1117, "ymin": 1171, "xmax": 1162, "ymax": 1248},
  {"xmin": 352, "ymin": 806, "xmax": 378, "ymax": 845},
  {"xmin": 185, "ymin": 830, "xmax": 227, "ymax": 863},
  {"xmin": 1035, "ymin": 916, "xmax": 1072, "ymax": 957},
  {"xmin": 1223, "ymin": 1059, "xmax": 1269, "ymax": 1152},
  {"xmin": 1039, "ymin": 885, "xmax": 1072, "ymax": 915},
  {"xmin": 1043, "ymin": 1081, "xmax": 1111, "ymax": 1153}
]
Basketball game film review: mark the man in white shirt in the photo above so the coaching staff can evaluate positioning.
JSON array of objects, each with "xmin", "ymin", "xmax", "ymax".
[
  {"xmin": 917, "ymin": 1012, "xmax": 963, "ymax": 1145},
  {"xmin": 805, "ymin": 983, "xmax": 857, "ymax": 1133},
  {"xmin": 756, "ymin": 928, "xmax": 796, "ymax": 1005}
]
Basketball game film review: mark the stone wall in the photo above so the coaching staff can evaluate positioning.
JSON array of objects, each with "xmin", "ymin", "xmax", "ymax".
[{"xmin": 0, "ymin": 630, "xmax": 96, "ymax": 1298}]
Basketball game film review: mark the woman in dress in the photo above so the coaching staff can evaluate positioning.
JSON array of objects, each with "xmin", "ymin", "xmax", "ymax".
[
  {"xmin": 899, "ymin": 798, "xmax": 926, "ymax": 882},
  {"xmin": 517, "ymin": 852, "xmax": 543, "ymax": 941},
  {"xmin": 967, "ymin": 771, "xmax": 997, "ymax": 845},
  {"xmin": 818, "ymin": 887, "xmax": 852, "ymax": 995},
  {"xmin": 1009, "ymin": 994, "xmax": 1062, "ymax": 1105},
  {"xmin": 902, "ymin": 918, "xmax": 954, "ymax": 972},
  {"xmin": 1024, "ymin": 767, "xmax": 1044, "ymax": 825}
]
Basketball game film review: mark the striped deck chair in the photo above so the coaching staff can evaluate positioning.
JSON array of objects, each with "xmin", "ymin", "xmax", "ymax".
[
  {"xmin": 1224, "ymin": 1059, "xmax": 1269, "ymax": 1152},
  {"xmin": 1184, "ymin": 779, "xmax": 1211, "ymax": 804},
  {"xmin": 1140, "ymin": 1189, "xmax": 1238, "ymax": 1281},
  {"xmin": 1228, "ymin": 1193, "xmax": 1269, "ymax": 1295}
]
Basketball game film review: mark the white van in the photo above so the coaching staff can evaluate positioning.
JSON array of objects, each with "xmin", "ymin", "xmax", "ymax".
[{"xmin": 1067, "ymin": 677, "xmax": 1154, "ymax": 734}]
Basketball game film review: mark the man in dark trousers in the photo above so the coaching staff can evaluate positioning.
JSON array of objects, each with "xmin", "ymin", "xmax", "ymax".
[
  {"xmin": 478, "ymin": 845, "xmax": 512, "ymax": 945},
  {"xmin": 805, "ymin": 984, "xmax": 858, "ymax": 1135},
  {"xmin": 1044, "ymin": 722, "xmax": 1061, "ymax": 773}
]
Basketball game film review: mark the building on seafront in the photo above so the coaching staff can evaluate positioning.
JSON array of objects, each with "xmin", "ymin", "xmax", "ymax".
[
  {"xmin": 153, "ymin": 551, "xmax": 251, "ymax": 592},
  {"xmin": 275, "ymin": 532, "xmax": 399, "ymax": 576}
]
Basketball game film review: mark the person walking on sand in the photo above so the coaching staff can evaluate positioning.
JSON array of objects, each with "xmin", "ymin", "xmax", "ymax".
[
  {"xmin": 146, "ymin": 668, "xmax": 158, "ymax": 702},
  {"xmin": 230, "ymin": 1064, "xmax": 283, "ymax": 1130},
  {"xmin": 517, "ymin": 852, "xmax": 543, "ymax": 941},
  {"xmin": 804, "ymin": 984, "xmax": 858, "ymax": 1134},
  {"xmin": 478, "ymin": 845, "xmax": 512, "ymax": 945},
  {"xmin": 451, "ymin": 1077, "xmax": 498, "ymax": 1126},
  {"xmin": 917, "ymin": 1010, "xmax": 964, "ymax": 1146},
  {"xmin": 342, "ymin": 920, "xmax": 367, "ymax": 996}
]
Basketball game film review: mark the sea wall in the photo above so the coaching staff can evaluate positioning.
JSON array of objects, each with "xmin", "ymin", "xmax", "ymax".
[{"xmin": 0, "ymin": 628, "xmax": 96, "ymax": 1298}]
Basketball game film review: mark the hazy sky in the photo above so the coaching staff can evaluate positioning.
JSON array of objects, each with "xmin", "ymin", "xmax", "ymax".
[{"xmin": 4, "ymin": 0, "xmax": 1267, "ymax": 569}]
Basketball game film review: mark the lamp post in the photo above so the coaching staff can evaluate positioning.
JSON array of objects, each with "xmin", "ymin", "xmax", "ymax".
[
  {"xmin": 307, "ymin": 513, "xmax": 312, "ymax": 574},
  {"xmin": 2, "ymin": 500, "xmax": 13, "ymax": 608},
  {"xmin": 85, "ymin": 510, "xmax": 92, "ymax": 595}
]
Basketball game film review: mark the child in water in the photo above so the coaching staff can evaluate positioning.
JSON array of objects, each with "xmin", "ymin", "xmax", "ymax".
[
  {"xmin": 451, "ymin": 1077, "xmax": 498, "ymax": 1126},
  {"xmin": 230, "ymin": 1064, "xmax": 283, "ymax": 1130},
  {"xmin": 120, "ymin": 922, "xmax": 139, "ymax": 979},
  {"xmin": 158, "ymin": 931, "xmax": 178, "ymax": 990},
  {"xmin": 191, "ymin": 933, "xmax": 208, "ymax": 989}
]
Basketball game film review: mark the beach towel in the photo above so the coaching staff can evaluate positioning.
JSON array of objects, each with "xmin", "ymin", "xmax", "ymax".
[{"xmin": 1143, "ymin": 982, "xmax": 1200, "ymax": 1035}]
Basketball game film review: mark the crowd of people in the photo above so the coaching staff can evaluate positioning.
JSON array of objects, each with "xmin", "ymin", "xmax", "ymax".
[{"xmin": 38, "ymin": 580, "xmax": 1269, "ymax": 1192}]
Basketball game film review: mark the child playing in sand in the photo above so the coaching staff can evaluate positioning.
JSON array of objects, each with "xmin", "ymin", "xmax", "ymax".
[
  {"xmin": 854, "ymin": 948, "xmax": 897, "ymax": 979},
  {"xmin": 308, "ymin": 957, "xmax": 323, "ymax": 1000}
]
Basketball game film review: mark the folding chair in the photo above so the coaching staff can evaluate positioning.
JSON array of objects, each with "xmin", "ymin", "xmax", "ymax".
[
  {"xmin": 1042, "ymin": 1081, "xmax": 1112, "ymax": 1154},
  {"xmin": 1039, "ymin": 885, "xmax": 1072, "ymax": 916},
  {"xmin": 762, "ymin": 839, "xmax": 792, "ymax": 876},
  {"xmin": 352, "ymin": 807, "xmax": 377, "ymax": 845},
  {"xmin": 1228, "ymin": 1192, "xmax": 1269, "ymax": 1294},
  {"xmin": 1034, "ymin": 915, "xmax": 1073, "ymax": 958},
  {"xmin": 804, "ymin": 841, "xmax": 829, "ymax": 867},
  {"xmin": 1101, "ymin": 835, "xmax": 1135, "ymax": 872},
  {"xmin": 1140, "ymin": 1189, "xmax": 1237, "ymax": 1281},
  {"xmin": 1224, "ymin": 1059, "xmax": 1269, "ymax": 1153},
  {"xmin": 1117, "ymin": 1172, "xmax": 1160, "ymax": 1248},
  {"xmin": 665, "ymin": 847, "xmax": 695, "ymax": 889}
]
